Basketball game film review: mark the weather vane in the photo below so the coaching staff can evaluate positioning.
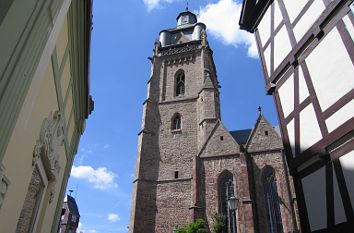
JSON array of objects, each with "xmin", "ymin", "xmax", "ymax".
[
  {"xmin": 258, "ymin": 106, "xmax": 262, "ymax": 114},
  {"xmin": 186, "ymin": 1, "xmax": 189, "ymax": 11}
]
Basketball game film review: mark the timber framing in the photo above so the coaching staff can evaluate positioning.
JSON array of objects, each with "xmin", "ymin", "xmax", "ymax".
[{"xmin": 239, "ymin": 0, "xmax": 354, "ymax": 232}]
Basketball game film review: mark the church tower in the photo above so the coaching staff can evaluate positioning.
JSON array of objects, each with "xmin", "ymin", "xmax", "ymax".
[
  {"xmin": 129, "ymin": 9, "xmax": 248, "ymax": 233},
  {"xmin": 129, "ymin": 9, "xmax": 298, "ymax": 233}
]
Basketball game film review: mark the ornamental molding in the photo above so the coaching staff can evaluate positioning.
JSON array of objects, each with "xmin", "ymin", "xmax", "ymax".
[
  {"xmin": 158, "ymin": 43, "xmax": 200, "ymax": 57},
  {"xmin": 32, "ymin": 110, "xmax": 65, "ymax": 182},
  {"xmin": 0, "ymin": 164, "xmax": 10, "ymax": 209}
]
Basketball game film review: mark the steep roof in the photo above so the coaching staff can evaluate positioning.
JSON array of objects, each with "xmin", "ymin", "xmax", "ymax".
[
  {"xmin": 230, "ymin": 129, "xmax": 252, "ymax": 145},
  {"xmin": 66, "ymin": 195, "xmax": 80, "ymax": 217}
]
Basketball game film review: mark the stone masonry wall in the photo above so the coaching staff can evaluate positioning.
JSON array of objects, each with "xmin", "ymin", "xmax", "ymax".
[
  {"xmin": 246, "ymin": 115, "xmax": 297, "ymax": 233},
  {"xmin": 201, "ymin": 154, "xmax": 255, "ymax": 233},
  {"xmin": 250, "ymin": 151, "xmax": 295, "ymax": 233}
]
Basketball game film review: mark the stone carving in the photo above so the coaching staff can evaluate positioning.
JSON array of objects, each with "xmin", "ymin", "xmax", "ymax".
[
  {"xmin": 0, "ymin": 165, "xmax": 10, "ymax": 209},
  {"xmin": 32, "ymin": 111, "xmax": 65, "ymax": 181},
  {"xmin": 159, "ymin": 44, "xmax": 200, "ymax": 56},
  {"xmin": 49, "ymin": 187, "xmax": 56, "ymax": 204}
]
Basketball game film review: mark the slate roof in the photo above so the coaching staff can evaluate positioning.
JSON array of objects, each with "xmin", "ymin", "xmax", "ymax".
[
  {"xmin": 230, "ymin": 126, "xmax": 280, "ymax": 146},
  {"xmin": 230, "ymin": 129, "xmax": 252, "ymax": 145},
  {"xmin": 66, "ymin": 195, "xmax": 80, "ymax": 217}
]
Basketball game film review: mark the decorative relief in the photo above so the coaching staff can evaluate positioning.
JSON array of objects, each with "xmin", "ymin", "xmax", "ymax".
[
  {"xmin": 0, "ymin": 165, "xmax": 10, "ymax": 209},
  {"xmin": 49, "ymin": 187, "xmax": 56, "ymax": 204},
  {"xmin": 32, "ymin": 110, "xmax": 65, "ymax": 181},
  {"xmin": 158, "ymin": 44, "xmax": 200, "ymax": 57}
]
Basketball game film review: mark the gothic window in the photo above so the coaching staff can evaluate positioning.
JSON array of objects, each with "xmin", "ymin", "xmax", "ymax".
[
  {"xmin": 175, "ymin": 70, "xmax": 185, "ymax": 96},
  {"xmin": 172, "ymin": 114, "xmax": 181, "ymax": 130},
  {"xmin": 172, "ymin": 113, "xmax": 181, "ymax": 130},
  {"xmin": 262, "ymin": 166, "xmax": 284, "ymax": 233},
  {"xmin": 218, "ymin": 170, "xmax": 237, "ymax": 233}
]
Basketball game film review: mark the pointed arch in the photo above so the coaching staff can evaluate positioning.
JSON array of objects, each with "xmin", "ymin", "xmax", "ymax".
[
  {"xmin": 217, "ymin": 170, "xmax": 236, "ymax": 233},
  {"xmin": 175, "ymin": 69, "xmax": 185, "ymax": 96},
  {"xmin": 261, "ymin": 166, "xmax": 284, "ymax": 233},
  {"xmin": 171, "ymin": 113, "xmax": 182, "ymax": 130}
]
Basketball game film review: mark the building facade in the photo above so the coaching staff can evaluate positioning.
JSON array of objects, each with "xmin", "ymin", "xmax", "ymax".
[
  {"xmin": 59, "ymin": 195, "xmax": 80, "ymax": 233},
  {"xmin": 239, "ymin": 0, "xmax": 354, "ymax": 232},
  {"xmin": 0, "ymin": 0, "xmax": 92, "ymax": 232},
  {"xmin": 129, "ymin": 10, "xmax": 298, "ymax": 233}
]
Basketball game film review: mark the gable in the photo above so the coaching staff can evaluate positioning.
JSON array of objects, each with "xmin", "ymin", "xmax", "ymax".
[
  {"xmin": 246, "ymin": 115, "xmax": 283, "ymax": 153},
  {"xmin": 200, "ymin": 121, "xmax": 240, "ymax": 158}
]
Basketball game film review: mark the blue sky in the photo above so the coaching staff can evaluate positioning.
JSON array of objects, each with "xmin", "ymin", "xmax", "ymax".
[{"xmin": 66, "ymin": 1, "xmax": 278, "ymax": 232}]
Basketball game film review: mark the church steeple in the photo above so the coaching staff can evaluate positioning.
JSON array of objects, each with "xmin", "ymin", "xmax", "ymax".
[
  {"xmin": 130, "ymin": 8, "xmax": 222, "ymax": 233},
  {"xmin": 176, "ymin": 10, "xmax": 197, "ymax": 27},
  {"xmin": 159, "ymin": 10, "xmax": 206, "ymax": 47}
]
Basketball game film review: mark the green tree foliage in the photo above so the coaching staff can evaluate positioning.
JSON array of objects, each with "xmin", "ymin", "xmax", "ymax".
[
  {"xmin": 176, "ymin": 218, "xmax": 209, "ymax": 233},
  {"xmin": 211, "ymin": 213, "xmax": 226, "ymax": 233}
]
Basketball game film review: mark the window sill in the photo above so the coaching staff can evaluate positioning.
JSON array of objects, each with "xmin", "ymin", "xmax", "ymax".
[{"xmin": 171, "ymin": 129, "xmax": 182, "ymax": 134}]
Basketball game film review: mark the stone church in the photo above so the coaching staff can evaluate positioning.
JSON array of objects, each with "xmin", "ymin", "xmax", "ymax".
[{"xmin": 129, "ymin": 10, "xmax": 299, "ymax": 233}]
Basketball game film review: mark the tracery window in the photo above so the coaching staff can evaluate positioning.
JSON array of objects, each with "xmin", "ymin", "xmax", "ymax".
[
  {"xmin": 172, "ymin": 113, "xmax": 181, "ymax": 130},
  {"xmin": 262, "ymin": 166, "xmax": 284, "ymax": 233},
  {"xmin": 176, "ymin": 70, "xmax": 185, "ymax": 96},
  {"xmin": 218, "ymin": 170, "xmax": 236, "ymax": 233}
]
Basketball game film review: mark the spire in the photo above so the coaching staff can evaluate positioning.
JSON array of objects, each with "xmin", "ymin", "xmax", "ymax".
[
  {"xmin": 258, "ymin": 106, "xmax": 262, "ymax": 115},
  {"xmin": 176, "ymin": 8, "xmax": 197, "ymax": 27}
]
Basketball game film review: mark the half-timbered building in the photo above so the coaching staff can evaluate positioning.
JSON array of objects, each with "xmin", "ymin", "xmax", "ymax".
[{"xmin": 239, "ymin": 1, "xmax": 354, "ymax": 232}]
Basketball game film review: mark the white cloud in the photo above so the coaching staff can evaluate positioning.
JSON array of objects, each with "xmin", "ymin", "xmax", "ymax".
[
  {"xmin": 71, "ymin": 165, "xmax": 118, "ymax": 190},
  {"xmin": 197, "ymin": 0, "xmax": 258, "ymax": 58},
  {"xmin": 143, "ymin": 0, "xmax": 180, "ymax": 11},
  {"xmin": 77, "ymin": 222, "xmax": 97, "ymax": 233},
  {"xmin": 103, "ymin": 144, "xmax": 110, "ymax": 149},
  {"xmin": 108, "ymin": 213, "xmax": 121, "ymax": 222}
]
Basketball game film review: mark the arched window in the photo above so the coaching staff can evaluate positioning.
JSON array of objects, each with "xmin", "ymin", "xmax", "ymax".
[
  {"xmin": 262, "ymin": 166, "xmax": 284, "ymax": 233},
  {"xmin": 218, "ymin": 170, "xmax": 237, "ymax": 233},
  {"xmin": 172, "ymin": 113, "xmax": 181, "ymax": 130},
  {"xmin": 175, "ymin": 70, "xmax": 185, "ymax": 96}
]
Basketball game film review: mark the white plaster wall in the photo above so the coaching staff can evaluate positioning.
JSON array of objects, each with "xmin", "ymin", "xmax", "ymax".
[
  {"xmin": 293, "ymin": 1, "xmax": 326, "ymax": 41},
  {"xmin": 333, "ymin": 168, "xmax": 347, "ymax": 224},
  {"xmin": 286, "ymin": 119, "xmax": 295, "ymax": 158},
  {"xmin": 257, "ymin": 6, "xmax": 271, "ymax": 46},
  {"xmin": 299, "ymin": 104, "xmax": 322, "ymax": 152},
  {"xmin": 278, "ymin": 74, "xmax": 294, "ymax": 117},
  {"xmin": 306, "ymin": 28, "xmax": 354, "ymax": 111},
  {"xmin": 339, "ymin": 150, "xmax": 354, "ymax": 212},
  {"xmin": 298, "ymin": 67, "xmax": 309, "ymax": 104},
  {"xmin": 302, "ymin": 166, "xmax": 326, "ymax": 231},
  {"xmin": 274, "ymin": 0, "xmax": 283, "ymax": 29},
  {"xmin": 263, "ymin": 46, "xmax": 271, "ymax": 76},
  {"xmin": 283, "ymin": 0, "xmax": 308, "ymax": 23},
  {"xmin": 274, "ymin": 26, "xmax": 292, "ymax": 68},
  {"xmin": 326, "ymin": 99, "xmax": 354, "ymax": 133}
]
